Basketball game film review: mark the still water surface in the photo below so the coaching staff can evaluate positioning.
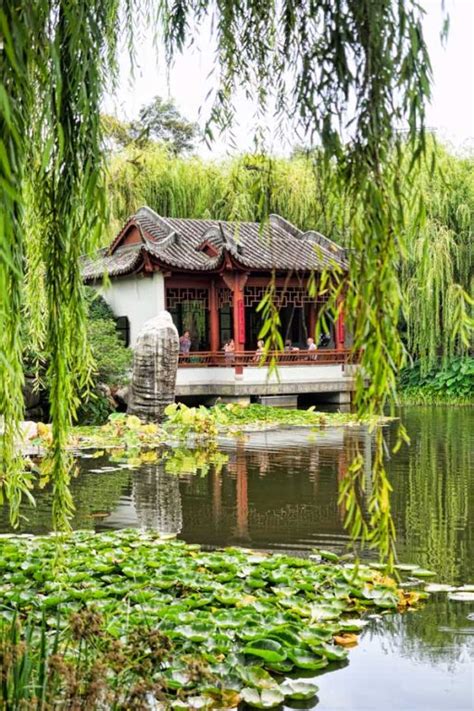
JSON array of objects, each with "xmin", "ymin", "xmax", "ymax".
[{"xmin": 1, "ymin": 407, "xmax": 473, "ymax": 710}]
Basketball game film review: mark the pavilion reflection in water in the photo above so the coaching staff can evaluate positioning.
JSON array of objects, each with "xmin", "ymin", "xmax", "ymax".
[{"xmin": 104, "ymin": 427, "xmax": 372, "ymax": 552}]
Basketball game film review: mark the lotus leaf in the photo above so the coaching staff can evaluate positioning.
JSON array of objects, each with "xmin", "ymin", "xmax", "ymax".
[
  {"xmin": 411, "ymin": 568, "xmax": 437, "ymax": 578},
  {"xmin": 237, "ymin": 665, "xmax": 280, "ymax": 690},
  {"xmin": 241, "ymin": 687, "xmax": 285, "ymax": 708},
  {"xmin": 279, "ymin": 680, "xmax": 319, "ymax": 700},
  {"xmin": 264, "ymin": 659, "xmax": 294, "ymax": 673},
  {"xmin": 243, "ymin": 639, "xmax": 287, "ymax": 663},
  {"xmin": 447, "ymin": 592, "xmax": 474, "ymax": 602},
  {"xmin": 266, "ymin": 627, "xmax": 302, "ymax": 648},
  {"xmin": 287, "ymin": 647, "xmax": 328, "ymax": 670},
  {"xmin": 0, "ymin": 529, "xmax": 425, "ymax": 709},
  {"xmin": 320, "ymin": 642, "xmax": 349, "ymax": 660}
]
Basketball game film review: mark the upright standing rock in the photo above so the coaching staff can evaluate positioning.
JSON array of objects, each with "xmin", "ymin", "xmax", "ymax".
[{"xmin": 128, "ymin": 311, "xmax": 179, "ymax": 422}]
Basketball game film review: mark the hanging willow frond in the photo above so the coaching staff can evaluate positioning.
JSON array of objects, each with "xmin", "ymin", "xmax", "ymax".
[{"xmin": 0, "ymin": 0, "xmax": 124, "ymax": 528}]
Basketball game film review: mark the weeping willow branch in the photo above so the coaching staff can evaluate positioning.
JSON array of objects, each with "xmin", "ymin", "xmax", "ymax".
[
  {"xmin": 0, "ymin": 3, "xmax": 39, "ymax": 525},
  {"xmin": 0, "ymin": 0, "xmax": 120, "ymax": 529},
  {"xmin": 403, "ymin": 146, "xmax": 474, "ymax": 371}
]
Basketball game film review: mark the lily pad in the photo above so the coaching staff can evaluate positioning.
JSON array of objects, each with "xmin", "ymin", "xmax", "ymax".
[
  {"xmin": 241, "ymin": 687, "xmax": 285, "ymax": 708},
  {"xmin": 411, "ymin": 568, "xmax": 437, "ymax": 578},
  {"xmin": 287, "ymin": 646, "xmax": 328, "ymax": 670},
  {"xmin": 237, "ymin": 666, "xmax": 280, "ymax": 690},
  {"xmin": 280, "ymin": 680, "xmax": 319, "ymax": 700},
  {"xmin": 0, "ymin": 528, "xmax": 426, "ymax": 710},
  {"xmin": 448, "ymin": 592, "xmax": 474, "ymax": 602},
  {"xmin": 243, "ymin": 639, "xmax": 287, "ymax": 663},
  {"xmin": 424, "ymin": 584, "xmax": 456, "ymax": 593},
  {"xmin": 320, "ymin": 642, "xmax": 349, "ymax": 660}
]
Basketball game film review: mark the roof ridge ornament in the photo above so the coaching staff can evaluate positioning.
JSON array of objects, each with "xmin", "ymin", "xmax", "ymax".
[
  {"xmin": 136, "ymin": 206, "xmax": 181, "ymax": 246},
  {"xmin": 302, "ymin": 230, "xmax": 343, "ymax": 257},
  {"xmin": 269, "ymin": 214, "xmax": 302, "ymax": 237},
  {"xmin": 219, "ymin": 221, "xmax": 243, "ymax": 255}
]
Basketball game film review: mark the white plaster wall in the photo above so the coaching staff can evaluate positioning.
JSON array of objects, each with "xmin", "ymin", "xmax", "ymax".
[
  {"xmin": 96, "ymin": 273, "xmax": 165, "ymax": 346},
  {"xmin": 176, "ymin": 364, "xmax": 344, "ymax": 386}
]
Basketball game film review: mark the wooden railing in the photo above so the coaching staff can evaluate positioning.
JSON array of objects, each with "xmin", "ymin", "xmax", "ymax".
[{"xmin": 178, "ymin": 349, "xmax": 352, "ymax": 368}]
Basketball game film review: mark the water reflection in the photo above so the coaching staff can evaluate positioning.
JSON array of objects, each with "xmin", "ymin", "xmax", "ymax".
[
  {"xmin": 1, "ymin": 408, "xmax": 472, "ymax": 709},
  {"xmin": 2, "ymin": 410, "xmax": 472, "ymax": 587},
  {"xmin": 133, "ymin": 464, "xmax": 183, "ymax": 536},
  {"xmin": 390, "ymin": 407, "xmax": 474, "ymax": 585}
]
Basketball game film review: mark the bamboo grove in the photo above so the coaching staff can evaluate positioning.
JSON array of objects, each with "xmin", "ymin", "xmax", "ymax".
[{"xmin": 0, "ymin": 0, "xmax": 447, "ymax": 558}]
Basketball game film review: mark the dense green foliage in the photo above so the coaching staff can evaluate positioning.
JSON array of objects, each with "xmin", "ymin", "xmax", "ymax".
[
  {"xmin": 1, "ymin": 0, "xmax": 119, "ymax": 530},
  {"xmin": 106, "ymin": 147, "xmax": 341, "ymax": 238},
  {"xmin": 86, "ymin": 319, "xmax": 131, "ymax": 387},
  {"xmin": 75, "ymin": 314, "xmax": 132, "ymax": 425},
  {"xmin": 0, "ymin": 528, "xmax": 424, "ymax": 709},
  {"xmin": 103, "ymin": 95, "xmax": 200, "ymax": 154},
  {"xmin": 399, "ymin": 357, "xmax": 474, "ymax": 404},
  {"xmin": 402, "ymin": 148, "xmax": 474, "ymax": 370},
  {"xmin": 20, "ymin": 289, "xmax": 131, "ymax": 426},
  {"xmin": 85, "ymin": 288, "xmax": 116, "ymax": 321}
]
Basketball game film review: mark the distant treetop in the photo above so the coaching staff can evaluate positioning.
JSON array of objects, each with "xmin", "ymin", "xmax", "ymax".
[{"xmin": 102, "ymin": 96, "xmax": 200, "ymax": 154}]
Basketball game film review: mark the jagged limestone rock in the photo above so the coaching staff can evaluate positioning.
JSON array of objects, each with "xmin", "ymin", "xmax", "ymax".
[{"xmin": 127, "ymin": 311, "xmax": 179, "ymax": 422}]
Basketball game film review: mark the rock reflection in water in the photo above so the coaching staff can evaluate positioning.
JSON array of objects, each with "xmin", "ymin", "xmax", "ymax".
[{"xmin": 132, "ymin": 463, "xmax": 183, "ymax": 536}]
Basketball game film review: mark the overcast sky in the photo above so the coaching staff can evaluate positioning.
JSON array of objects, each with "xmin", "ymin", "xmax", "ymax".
[{"xmin": 104, "ymin": 0, "xmax": 474, "ymax": 156}]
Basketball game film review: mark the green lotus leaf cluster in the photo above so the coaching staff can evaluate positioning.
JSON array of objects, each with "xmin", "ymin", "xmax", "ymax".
[
  {"xmin": 71, "ymin": 405, "xmax": 372, "ymax": 457},
  {"xmin": 0, "ymin": 529, "xmax": 425, "ymax": 708},
  {"xmin": 164, "ymin": 403, "xmax": 385, "ymax": 435}
]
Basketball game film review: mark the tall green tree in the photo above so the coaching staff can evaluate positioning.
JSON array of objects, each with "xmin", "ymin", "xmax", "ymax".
[
  {"xmin": 103, "ymin": 95, "xmax": 200, "ymax": 153},
  {"xmin": 1, "ymin": 1, "xmax": 433, "ymax": 545}
]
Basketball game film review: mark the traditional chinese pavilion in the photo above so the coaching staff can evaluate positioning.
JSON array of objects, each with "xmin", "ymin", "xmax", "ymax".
[{"xmin": 83, "ymin": 206, "xmax": 348, "ymax": 356}]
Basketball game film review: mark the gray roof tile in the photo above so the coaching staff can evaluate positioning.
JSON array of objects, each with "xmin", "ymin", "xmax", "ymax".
[{"xmin": 82, "ymin": 207, "xmax": 347, "ymax": 280}]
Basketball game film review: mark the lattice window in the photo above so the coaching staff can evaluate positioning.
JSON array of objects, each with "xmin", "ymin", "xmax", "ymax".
[
  {"xmin": 243, "ymin": 286, "xmax": 265, "ymax": 307},
  {"xmin": 244, "ymin": 286, "xmax": 316, "ymax": 308},
  {"xmin": 166, "ymin": 287, "xmax": 209, "ymax": 310},
  {"xmin": 217, "ymin": 287, "xmax": 232, "ymax": 308}
]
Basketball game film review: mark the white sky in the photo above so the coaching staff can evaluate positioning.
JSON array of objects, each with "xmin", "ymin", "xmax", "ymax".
[{"xmin": 104, "ymin": 0, "xmax": 474, "ymax": 156}]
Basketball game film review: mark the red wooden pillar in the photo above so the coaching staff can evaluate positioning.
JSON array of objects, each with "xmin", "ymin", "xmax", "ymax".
[
  {"xmin": 212, "ymin": 468, "xmax": 222, "ymax": 527},
  {"xmin": 209, "ymin": 280, "xmax": 220, "ymax": 353},
  {"xmin": 233, "ymin": 282, "xmax": 246, "ymax": 347},
  {"xmin": 233, "ymin": 278, "xmax": 245, "ymax": 375},
  {"xmin": 223, "ymin": 272, "xmax": 248, "ymax": 374},
  {"xmin": 335, "ymin": 297, "xmax": 345, "ymax": 350}
]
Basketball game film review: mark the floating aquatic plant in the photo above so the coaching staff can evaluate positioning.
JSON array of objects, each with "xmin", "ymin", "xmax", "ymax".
[{"xmin": 0, "ymin": 529, "xmax": 425, "ymax": 708}]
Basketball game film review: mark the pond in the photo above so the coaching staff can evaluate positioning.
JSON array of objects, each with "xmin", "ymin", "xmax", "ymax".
[{"xmin": 1, "ymin": 407, "xmax": 473, "ymax": 710}]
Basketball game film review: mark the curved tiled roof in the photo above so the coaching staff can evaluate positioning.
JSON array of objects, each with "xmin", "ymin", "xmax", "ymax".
[
  {"xmin": 82, "ymin": 206, "xmax": 347, "ymax": 281},
  {"xmin": 82, "ymin": 245, "xmax": 144, "ymax": 281}
]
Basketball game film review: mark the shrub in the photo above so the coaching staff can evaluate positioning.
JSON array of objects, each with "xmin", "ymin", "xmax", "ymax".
[
  {"xmin": 399, "ymin": 357, "xmax": 474, "ymax": 404},
  {"xmin": 87, "ymin": 318, "xmax": 132, "ymax": 386},
  {"xmin": 76, "ymin": 289, "xmax": 132, "ymax": 425},
  {"xmin": 85, "ymin": 286, "xmax": 116, "ymax": 321}
]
